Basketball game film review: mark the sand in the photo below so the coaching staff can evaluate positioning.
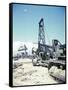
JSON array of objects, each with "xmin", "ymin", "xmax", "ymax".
[{"xmin": 13, "ymin": 58, "xmax": 60, "ymax": 86}]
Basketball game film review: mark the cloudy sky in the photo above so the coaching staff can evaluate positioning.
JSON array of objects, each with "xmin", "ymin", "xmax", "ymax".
[{"xmin": 13, "ymin": 3, "xmax": 66, "ymax": 45}]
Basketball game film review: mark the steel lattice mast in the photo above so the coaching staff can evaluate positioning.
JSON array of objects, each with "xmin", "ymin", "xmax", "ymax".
[{"xmin": 38, "ymin": 18, "xmax": 45, "ymax": 52}]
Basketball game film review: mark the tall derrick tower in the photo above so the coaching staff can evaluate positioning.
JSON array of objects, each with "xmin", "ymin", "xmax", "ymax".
[{"xmin": 38, "ymin": 18, "xmax": 45, "ymax": 52}]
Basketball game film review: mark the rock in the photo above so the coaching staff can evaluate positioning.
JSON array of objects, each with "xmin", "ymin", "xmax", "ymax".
[
  {"xmin": 48, "ymin": 66, "xmax": 58, "ymax": 75},
  {"xmin": 13, "ymin": 61, "xmax": 23, "ymax": 69},
  {"xmin": 48, "ymin": 66, "xmax": 65, "ymax": 82}
]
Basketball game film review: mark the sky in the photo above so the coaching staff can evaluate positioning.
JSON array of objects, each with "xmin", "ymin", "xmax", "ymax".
[{"xmin": 13, "ymin": 4, "xmax": 66, "ymax": 45}]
